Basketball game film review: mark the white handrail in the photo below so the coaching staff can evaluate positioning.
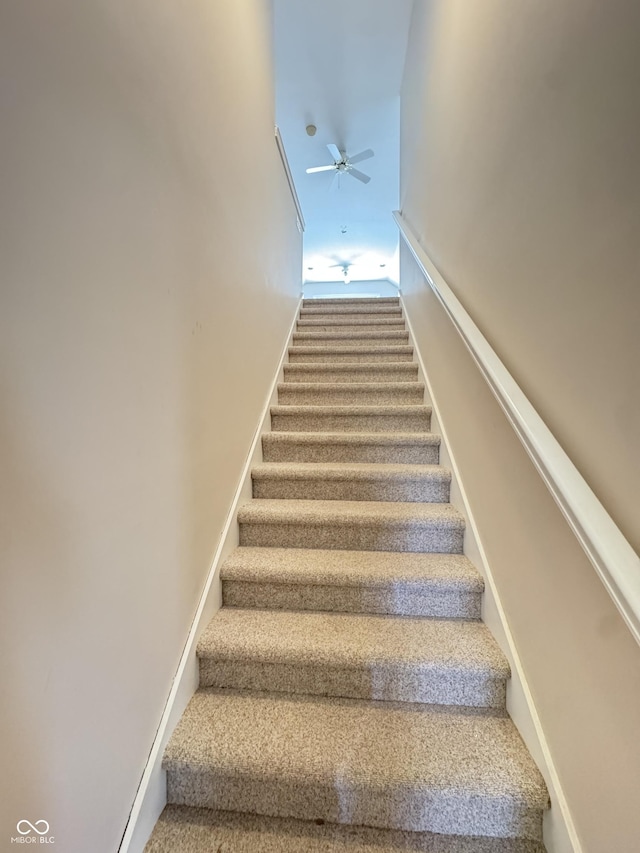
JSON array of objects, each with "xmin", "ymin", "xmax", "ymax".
[
  {"xmin": 394, "ymin": 209, "xmax": 640, "ymax": 647},
  {"xmin": 275, "ymin": 126, "xmax": 305, "ymax": 232}
]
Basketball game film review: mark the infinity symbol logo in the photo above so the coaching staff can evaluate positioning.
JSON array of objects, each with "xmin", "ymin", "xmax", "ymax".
[{"xmin": 17, "ymin": 820, "xmax": 50, "ymax": 836}]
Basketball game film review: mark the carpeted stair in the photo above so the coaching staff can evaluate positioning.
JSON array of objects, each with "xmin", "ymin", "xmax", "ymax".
[{"xmin": 145, "ymin": 297, "xmax": 549, "ymax": 852}]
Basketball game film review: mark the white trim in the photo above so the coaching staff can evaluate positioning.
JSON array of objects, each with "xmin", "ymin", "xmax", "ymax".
[
  {"xmin": 275, "ymin": 126, "xmax": 305, "ymax": 232},
  {"xmin": 118, "ymin": 298, "xmax": 303, "ymax": 853},
  {"xmin": 401, "ymin": 296, "xmax": 582, "ymax": 853},
  {"xmin": 394, "ymin": 210, "xmax": 640, "ymax": 647}
]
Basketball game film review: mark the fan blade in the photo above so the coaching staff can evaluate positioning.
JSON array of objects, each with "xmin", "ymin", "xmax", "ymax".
[
  {"xmin": 349, "ymin": 148, "xmax": 374, "ymax": 165},
  {"xmin": 327, "ymin": 143, "xmax": 342, "ymax": 163},
  {"xmin": 306, "ymin": 164, "xmax": 337, "ymax": 173},
  {"xmin": 348, "ymin": 168, "xmax": 371, "ymax": 184},
  {"xmin": 329, "ymin": 170, "xmax": 340, "ymax": 192}
]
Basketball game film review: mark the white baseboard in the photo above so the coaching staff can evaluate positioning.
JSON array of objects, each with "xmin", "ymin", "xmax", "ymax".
[
  {"xmin": 401, "ymin": 296, "xmax": 582, "ymax": 853},
  {"xmin": 118, "ymin": 297, "xmax": 302, "ymax": 853}
]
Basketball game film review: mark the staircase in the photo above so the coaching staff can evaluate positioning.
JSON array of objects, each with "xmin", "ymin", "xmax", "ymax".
[{"xmin": 145, "ymin": 297, "xmax": 549, "ymax": 852}]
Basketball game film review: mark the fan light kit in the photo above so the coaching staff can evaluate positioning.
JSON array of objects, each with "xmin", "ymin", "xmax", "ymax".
[
  {"xmin": 306, "ymin": 143, "xmax": 374, "ymax": 184},
  {"xmin": 328, "ymin": 261, "xmax": 353, "ymax": 285}
]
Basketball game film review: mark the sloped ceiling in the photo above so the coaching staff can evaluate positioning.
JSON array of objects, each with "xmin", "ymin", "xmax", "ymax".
[{"xmin": 273, "ymin": 0, "xmax": 414, "ymax": 285}]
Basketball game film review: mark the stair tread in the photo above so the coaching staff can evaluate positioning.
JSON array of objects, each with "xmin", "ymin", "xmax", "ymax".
[
  {"xmin": 290, "ymin": 344, "xmax": 413, "ymax": 350},
  {"xmin": 263, "ymin": 431, "xmax": 440, "ymax": 446},
  {"xmin": 262, "ymin": 432, "xmax": 440, "ymax": 465},
  {"xmin": 164, "ymin": 689, "xmax": 549, "ymax": 807},
  {"xmin": 289, "ymin": 344, "xmax": 414, "ymax": 353},
  {"xmin": 300, "ymin": 305, "xmax": 403, "ymax": 314},
  {"xmin": 252, "ymin": 462, "xmax": 451, "ymax": 502},
  {"xmin": 298, "ymin": 318, "xmax": 405, "ymax": 327},
  {"xmin": 271, "ymin": 405, "xmax": 432, "ymax": 434},
  {"xmin": 272, "ymin": 404, "xmax": 431, "ymax": 415},
  {"xmin": 284, "ymin": 362, "xmax": 418, "ymax": 373},
  {"xmin": 221, "ymin": 547, "xmax": 483, "ymax": 590},
  {"xmin": 252, "ymin": 462, "xmax": 450, "ymax": 482},
  {"xmin": 303, "ymin": 297, "xmax": 400, "ymax": 305},
  {"xmin": 278, "ymin": 386, "xmax": 425, "ymax": 407},
  {"xmin": 221, "ymin": 548, "xmax": 482, "ymax": 618},
  {"xmin": 298, "ymin": 317, "xmax": 404, "ymax": 325},
  {"xmin": 197, "ymin": 608, "xmax": 509, "ymax": 676},
  {"xmin": 300, "ymin": 312, "xmax": 404, "ymax": 320},
  {"xmin": 283, "ymin": 372, "xmax": 419, "ymax": 385},
  {"xmin": 238, "ymin": 499, "xmax": 464, "ymax": 528},
  {"xmin": 284, "ymin": 358, "xmax": 418, "ymax": 364},
  {"xmin": 146, "ymin": 805, "xmax": 546, "ymax": 853},
  {"xmin": 292, "ymin": 331, "xmax": 409, "ymax": 340},
  {"xmin": 278, "ymin": 381, "xmax": 424, "ymax": 390}
]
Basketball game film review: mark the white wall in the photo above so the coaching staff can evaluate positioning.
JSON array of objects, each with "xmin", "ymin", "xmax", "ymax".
[
  {"xmin": 0, "ymin": 2, "xmax": 301, "ymax": 852},
  {"xmin": 303, "ymin": 279, "xmax": 399, "ymax": 298},
  {"xmin": 400, "ymin": 2, "xmax": 640, "ymax": 850},
  {"xmin": 401, "ymin": 0, "xmax": 640, "ymax": 555}
]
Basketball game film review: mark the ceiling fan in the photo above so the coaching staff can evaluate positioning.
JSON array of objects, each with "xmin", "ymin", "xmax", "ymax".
[
  {"xmin": 306, "ymin": 143, "xmax": 374, "ymax": 184},
  {"xmin": 329, "ymin": 260, "xmax": 355, "ymax": 283}
]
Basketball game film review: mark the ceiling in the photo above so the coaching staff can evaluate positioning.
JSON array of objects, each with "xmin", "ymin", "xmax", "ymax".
[{"xmin": 273, "ymin": 0, "xmax": 414, "ymax": 285}]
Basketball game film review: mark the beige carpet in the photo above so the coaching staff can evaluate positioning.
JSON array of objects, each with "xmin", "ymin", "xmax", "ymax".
[{"xmin": 145, "ymin": 297, "xmax": 549, "ymax": 852}]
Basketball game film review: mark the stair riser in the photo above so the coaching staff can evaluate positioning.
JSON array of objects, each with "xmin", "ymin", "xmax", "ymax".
[
  {"xmin": 262, "ymin": 440, "xmax": 440, "ymax": 464},
  {"xmin": 292, "ymin": 334, "xmax": 410, "ymax": 346},
  {"xmin": 271, "ymin": 411, "xmax": 431, "ymax": 433},
  {"xmin": 199, "ymin": 660, "xmax": 506, "ymax": 708},
  {"xmin": 252, "ymin": 477, "xmax": 450, "ymax": 503},
  {"xmin": 277, "ymin": 386, "xmax": 424, "ymax": 405},
  {"xmin": 165, "ymin": 772, "xmax": 543, "ymax": 840},
  {"xmin": 222, "ymin": 580, "xmax": 482, "ymax": 619},
  {"xmin": 288, "ymin": 349, "xmax": 414, "ymax": 363},
  {"xmin": 239, "ymin": 520, "xmax": 464, "ymax": 553},
  {"xmin": 283, "ymin": 366, "xmax": 419, "ymax": 383}
]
